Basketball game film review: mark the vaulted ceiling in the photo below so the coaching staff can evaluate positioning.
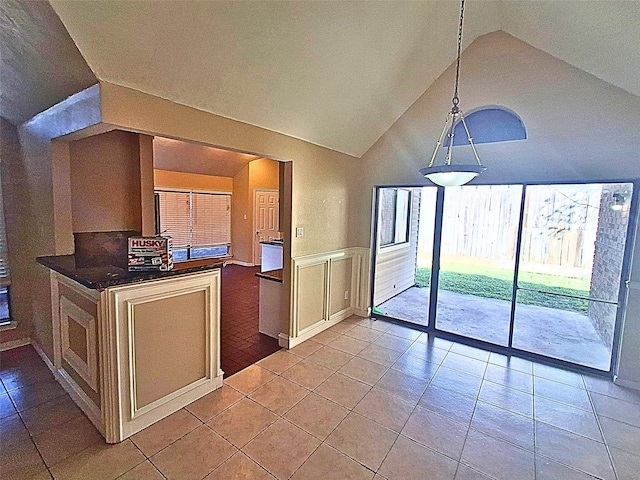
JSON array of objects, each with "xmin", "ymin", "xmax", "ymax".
[
  {"xmin": 0, "ymin": 0, "xmax": 96, "ymax": 126},
  {"xmin": 2, "ymin": 1, "xmax": 638, "ymax": 158}
]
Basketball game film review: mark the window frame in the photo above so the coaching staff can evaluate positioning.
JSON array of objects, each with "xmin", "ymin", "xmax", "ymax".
[{"xmin": 378, "ymin": 187, "xmax": 412, "ymax": 251}]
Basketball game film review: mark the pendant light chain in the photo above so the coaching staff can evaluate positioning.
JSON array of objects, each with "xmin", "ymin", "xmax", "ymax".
[
  {"xmin": 420, "ymin": 0, "xmax": 486, "ymax": 186},
  {"xmin": 452, "ymin": 0, "xmax": 465, "ymax": 111}
]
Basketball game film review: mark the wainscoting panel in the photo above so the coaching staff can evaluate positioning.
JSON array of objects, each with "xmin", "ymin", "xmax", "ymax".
[{"xmin": 282, "ymin": 247, "xmax": 369, "ymax": 348}]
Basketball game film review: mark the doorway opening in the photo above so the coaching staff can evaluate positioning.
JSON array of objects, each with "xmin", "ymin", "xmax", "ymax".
[
  {"xmin": 152, "ymin": 136, "xmax": 290, "ymax": 376},
  {"xmin": 372, "ymin": 181, "xmax": 637, "ymax": 374}
]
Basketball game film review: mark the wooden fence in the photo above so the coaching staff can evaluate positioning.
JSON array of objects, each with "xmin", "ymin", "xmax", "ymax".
[{"xmin": 418, "ymin": 184, "xmax": 602, "ymax": 271}]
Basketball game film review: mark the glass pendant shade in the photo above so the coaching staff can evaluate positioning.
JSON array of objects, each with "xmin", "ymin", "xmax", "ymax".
[{"xmin": 419, "ymin": 164, "xmax": 486, "ymax": 187}]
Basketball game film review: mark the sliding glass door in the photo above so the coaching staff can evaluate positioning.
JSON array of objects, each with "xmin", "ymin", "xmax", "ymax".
[
  {"xmin": 371, "ymin": 180, "xmax": 636, "ymax": 373},
  {"xmin": 512, "ymin": 183, "xmax": 634, "ymax": 370},
  {"xmin": 436, "ymin": 185, "xmax": 522, "ymax": 346}
]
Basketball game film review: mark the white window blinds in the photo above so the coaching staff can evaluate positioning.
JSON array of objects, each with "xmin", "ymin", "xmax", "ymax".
[
  {"xmin": 156, "ymin": 190, "xmax": 231, "ymax": 248},
  {"xmin": 157, "ymin": 191, "xmax": 191, "ymax": 247},
  {"xmin": 192, "ymin": 193, "xmax": 231, "ymax": 247}
]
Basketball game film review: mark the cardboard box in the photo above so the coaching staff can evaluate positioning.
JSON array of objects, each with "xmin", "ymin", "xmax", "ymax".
[{"xmin": 128, "ymin": 237, "xmax": 173, "ymax": 271}]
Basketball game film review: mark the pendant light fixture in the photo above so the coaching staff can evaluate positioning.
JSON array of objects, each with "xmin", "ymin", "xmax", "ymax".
[{"xmin": 420, "ymin": 0, "xmax": 486, "ymax": 187}]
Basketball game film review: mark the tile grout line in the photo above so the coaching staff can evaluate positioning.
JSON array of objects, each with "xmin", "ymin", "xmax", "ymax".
[{"xmin": 582, "ymin": 375, "xmax": 622, "ymax": 480}]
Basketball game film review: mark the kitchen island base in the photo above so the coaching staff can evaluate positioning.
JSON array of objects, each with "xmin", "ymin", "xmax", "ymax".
[{"xmin": 47, "ymin": 268, "xmax": 222, "ymax": 443}]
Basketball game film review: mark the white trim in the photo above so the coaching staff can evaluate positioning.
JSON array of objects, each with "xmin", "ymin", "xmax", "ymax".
[
  {"xmin": 51, "ymin": 271, "xmax": 62, "ymax": 367},
  {"xmin": 0, "ymin": 320, "xmax": 19, "ymax": 332},
  {"xmin": 105, "ymin": 270, "xmax": 222, "ymax": 441},
  {"xmin": 292, "ymin": 258, "xmax": 329, "ymax": 337},
  {"xmin": 123, "ymin": 282, "xmax": 214, "ymax": 419},
  {"xmin": 53, "ymin": 271, "xmax": 101, "ymax": 302},
  {"xmin": 59, "ymin": 296, "xmax": 99, "ymax": 392},
  {"xmin": 31, "ymin": 341, "xmax": 104, "ymax": 435},
  {"xmin": 56, "ymin": 365, "xmax": 104, "ymax": 434},
  {"xmin": 280, "ymin": 306, "xmax": 357, "ymax": 349},
  {"xmin": 100, "ymin": 288, "xmax": 122, "ymax": 443},
  {"xmin": 230, "ymin": 260, "xmax": 255, "ymax": 267},
  {"xmin": 287, "ymin": 247, "xmax": 370, "ymax": 347},
  {"xmin": 0, "ymin": 337, "xmax": 30, "ymax": 351}
]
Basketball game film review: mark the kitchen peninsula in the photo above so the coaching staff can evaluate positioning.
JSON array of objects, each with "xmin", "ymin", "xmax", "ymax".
[{"xmin": 37, "ymin": 253, "xmax": 224, "ymax": 443}]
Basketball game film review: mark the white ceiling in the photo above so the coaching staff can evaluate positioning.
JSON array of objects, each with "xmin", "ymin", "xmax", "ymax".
[{"xmin": 41, "ymin": 1, "xmax": 640, "ymax": 157}]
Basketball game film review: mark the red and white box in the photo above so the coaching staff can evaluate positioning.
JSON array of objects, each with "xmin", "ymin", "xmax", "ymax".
[{"xmin": 128, "ymin": 237, "xmax": 173, "ymax": 271}]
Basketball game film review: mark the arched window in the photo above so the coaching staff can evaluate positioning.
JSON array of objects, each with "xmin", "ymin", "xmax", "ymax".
[{"xmin": 446, "ymin": 107, "xmax": 526, "ymax": 146}]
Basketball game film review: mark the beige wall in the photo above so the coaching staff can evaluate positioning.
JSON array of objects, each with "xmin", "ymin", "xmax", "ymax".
[
  {"xmin": 0, "ymin": 79, "xmax": 358, "ymax": 358},
  {"xmin": 231, "ymin": 158, "xmax": 280, "ymax": 264},
  {"xmin": 69, "ymin": 130, "xmax": 142, "ymax": 233},
  {"xmin": 231, "ymin": 158, "xmax": 278, "ymax": 263},
  {"xmin": 6, "ymin": 85, "xmax": 102, "ymax": 352},
  {"xmin": 249, "ymin": 158, "xmax": 279, "ymax": 191},
  {"xmin": 10, "ymin": 123, "xmax": 57, "ymax": 357},
  {"xmin": 139, "ymin": 135, "xmax": 155, "ymax": 236},
  {"xmin": 133, "ymin": 290, "xmax": 207, "ymax": 408},
  {"xmin": 231, "ymin": 164, "xmax": 251, "ymax": 263},
  {"xmin": 154, "ymin": 169, "xmax": 233, "ymax": 192},
  {"xmin": 99, "ymin": 82, "xmax": 359, "ymax": 259},
  {"xmin": 297, "ymin": 263, "xmax": 328, "ymax": 331},
  {"xmin": 0, "ymin": 118, "xmax": 32, "ymax": 345}
]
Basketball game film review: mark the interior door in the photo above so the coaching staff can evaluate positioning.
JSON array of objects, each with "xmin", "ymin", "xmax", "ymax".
[{"xmin": 254, "ymin": 190, "xmax": 280, "ymax": 265}]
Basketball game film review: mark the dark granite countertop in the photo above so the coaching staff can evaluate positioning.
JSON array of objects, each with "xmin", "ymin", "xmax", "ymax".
[
  {"xmin": 259, "ymin": 241, "xmax": 284, "ymax": 246},
  {"xmin": 37, "ymin": 255, "xmax": 225, "ymax": 290},
  {"xmin": 255, "ymin": 268, "xmax": 283, "ymax": 283}
]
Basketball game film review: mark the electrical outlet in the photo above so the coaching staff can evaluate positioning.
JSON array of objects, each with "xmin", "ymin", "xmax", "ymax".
[
  {"xmin": 344, "ymin": 290, "xmax": 349, "ymax": 300},
  {"xmin": 296, "ymin": 226, "xmax": 304, "ymax": 237}
]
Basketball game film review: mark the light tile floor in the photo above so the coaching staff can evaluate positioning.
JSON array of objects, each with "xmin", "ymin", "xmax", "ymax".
[{"xmin": 2, "ymin": 315, "xmax": 640, "ymax": 479}]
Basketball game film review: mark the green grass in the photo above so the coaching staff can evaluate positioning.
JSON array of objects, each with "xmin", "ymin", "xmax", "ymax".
[{"xmin": 416, "ymin": 266, "xmax": 590, "ymax": 314}]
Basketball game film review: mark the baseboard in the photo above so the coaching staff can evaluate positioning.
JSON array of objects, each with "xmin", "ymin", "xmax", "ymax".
[
  {"xmin": 278, "ymin": 333, "xmax": 291, "ymax": 349},
  {"xmin": 32, "ymin": 341, "xmax": 104, "ymax": 435},
  {"xmin": 613, "ymin": 375, "xmax": 640, "ymax": 391},
  {"xmin": 230, "ymin": 260, "xmax": 255, "ymax": 267},
  {"xmin": 0, "ymin": 336, "xmax": 31, "ymax": 351},
  {"xmin": 354, "ymin": 307, "xmax": 369, "ymax": 317},
  {"xmin": 281, "ymin": 307, "xmax": 357, "ymax": 349},
  {"xmin": 56, "ymin": 368, "xmax": 104, "ymax": 435}
]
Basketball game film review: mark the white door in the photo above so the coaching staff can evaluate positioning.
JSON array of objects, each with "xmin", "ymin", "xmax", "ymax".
[{"xmin": 254, "ymin": 190, "xmax": 280, "ymax": 265}]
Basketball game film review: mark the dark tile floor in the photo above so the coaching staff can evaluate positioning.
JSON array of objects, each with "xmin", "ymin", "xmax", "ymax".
[{"xmin": 220, "ymin": 264, "xmax": 280, "ymax": 377}]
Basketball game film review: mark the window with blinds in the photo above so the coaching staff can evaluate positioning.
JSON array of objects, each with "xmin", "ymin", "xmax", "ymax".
[
  {"xmin": 0, "ymin": 175, "xmax": 10, "ymax": 324},
  {"xmin": 156, "ymin": 190, "xmax": 231, "ymax": 261}
]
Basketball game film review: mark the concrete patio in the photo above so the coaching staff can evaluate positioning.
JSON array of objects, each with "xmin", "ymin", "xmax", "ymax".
[{"xmin": 376, "ymin": 286, "xmax": 611, "ymax": 370}]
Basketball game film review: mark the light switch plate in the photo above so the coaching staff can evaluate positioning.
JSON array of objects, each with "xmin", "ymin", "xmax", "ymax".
[{"xmin": 296, "ymin": 226, "xmax": 304, "ymax": 237}]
